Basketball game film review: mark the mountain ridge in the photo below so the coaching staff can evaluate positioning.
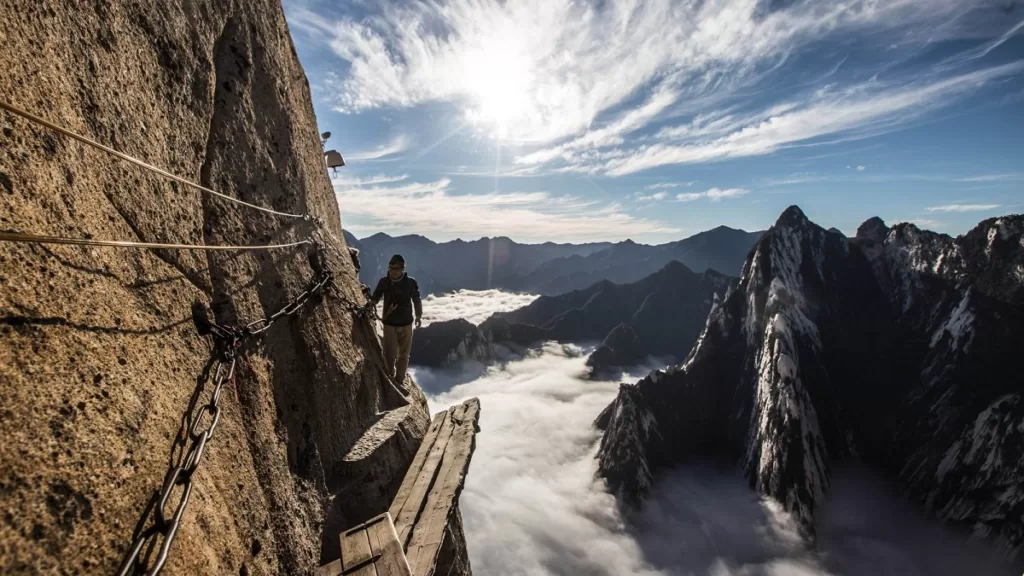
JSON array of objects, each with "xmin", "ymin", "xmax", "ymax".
[
  {"xmin": 347, "ymin": 226, "xmax": 761, "ymax": 296},
  {"xmin": 409, "ymin": 260, "xmax": 735, "ymax": 376},
  {"xmin": 595, "ymin": 206, "xmax": 1024, "ymax": 559}
]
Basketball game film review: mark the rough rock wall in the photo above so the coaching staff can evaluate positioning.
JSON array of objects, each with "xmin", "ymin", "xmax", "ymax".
[{"xmin": 0, "ymin": 2, "xmax": 440, "ymax": 574}]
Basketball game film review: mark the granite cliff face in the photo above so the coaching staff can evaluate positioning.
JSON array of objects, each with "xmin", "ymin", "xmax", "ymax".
[
  {"xmin": 0, "ymin": 3, "xmax": 469, "ymax": 574},
  {"xmin": 596, "ymin": 206, "xmax": 1024, "ymax": 558}
]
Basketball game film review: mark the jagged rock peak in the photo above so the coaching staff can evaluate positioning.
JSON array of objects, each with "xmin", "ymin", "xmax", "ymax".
[
  {"xmin": 856, "ymin": 216, "xmax": 888, "ymax": 242},
  {"xmin": 774, "ymin": 205, "xmax": 810, "ymax": 228}
]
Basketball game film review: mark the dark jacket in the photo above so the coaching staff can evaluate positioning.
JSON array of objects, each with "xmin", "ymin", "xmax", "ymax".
[{"xmin": 371, "ymin": 274, "xmax": 422, "ymax": 327}]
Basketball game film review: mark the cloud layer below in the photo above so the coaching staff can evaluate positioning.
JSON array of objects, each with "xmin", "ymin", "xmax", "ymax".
[{"xmin": 421, "ymin": 289, "xmax": 539, "ymax": 326}]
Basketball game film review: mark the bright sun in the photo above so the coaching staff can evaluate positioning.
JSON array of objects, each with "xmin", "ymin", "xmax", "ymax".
[{"xmin": 462, "ymin": 39, "xmax": 533, "ymax": 139}]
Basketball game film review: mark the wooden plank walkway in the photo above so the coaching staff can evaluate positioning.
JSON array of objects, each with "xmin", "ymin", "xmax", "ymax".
[
  {"xmin": 318, "ymin": 398, "xmax": 481, "ymax": 576},
  {"xmin": 315, "ymin": 512, "xmax": 410, "ymax": 576}
]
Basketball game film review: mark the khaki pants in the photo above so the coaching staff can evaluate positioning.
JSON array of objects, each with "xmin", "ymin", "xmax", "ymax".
[{"xmin": 383, "ymin": 324, "xmax": 413, "ymax": 385}]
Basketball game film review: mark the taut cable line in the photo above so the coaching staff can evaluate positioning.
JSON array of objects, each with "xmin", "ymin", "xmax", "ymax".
[
  {"xmin": 0, "ymin": 231, "xmax": 311, "ymax": 251},
  {"xmin": 0, "ymin": 100, "xmax": 307, "ymax": 219}
]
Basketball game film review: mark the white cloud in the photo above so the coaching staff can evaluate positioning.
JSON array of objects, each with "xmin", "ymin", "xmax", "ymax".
[
  {"xmin": 345, "ymin": 133, "xmax": 411, "ymax": 161},
  {"xmin": 646, "ymin": 181, "xmax": 697, "ymax": 190},
  {"xmin": 598, "ymin": 61, "xmax": 1024, "ymax": 175},
  {"xmin": 856, "ymin": 165, "xmax": 867, "ymax": 171},
  {"xmin": 421, "ymin": 289, "xmax": 539, "ymax": 325},
  {"xmin": 304, "ymin": 0, "xmax": 981, "ymax": 143},
  {"xmin": 760, "ymin": 173, "xmax": 825, "ymax": 186},
  {"xmin": 953, "ymin": 173, "xmax": 1023, "ymax": 183},
  {"xmin": 335, "ymin": 177, "xmax": 681, "ymax": 242},
  {"xmin": 706, "ymin": 188, "xmax": 750, "ymax": 201},
  {"xmin": 330, "ymin": 173, "xmax": 410, "ymax": 186},
  {"xmin": 925, "ymin": 204, "xmax": 1001, "ymax": 213},
  {"xmin": 676, "ymin": 193, "xmax": 704, "ymax": 202},
  {"xmin": 676, "ymin": 187, "xmax": 750, "ymax": 202},
  {"xmin": 909, "ymin": 219, "xmax": 945, "ymax": 229},
  {"xmin": 634, "ymin": 191, "xmax": 669, "ymax": 202}
]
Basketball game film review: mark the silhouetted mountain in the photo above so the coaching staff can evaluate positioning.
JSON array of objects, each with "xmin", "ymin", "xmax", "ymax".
[
  {"xmin": 409, "ymin": 319, "xmax": 491, "ymax": 367},
  {"xmin": 595, "ymin": 206, "xmax": 1024, "ymax": 559},
  {"xmin": 409, "ymin": 261, "xmax": 735, "ymax": 374},
  {"xmin": 344, "ymin": 227, "xmax": 761, "ymax": 296},
  {"xmin": 514, "ymin": 226, "xmax": 761, "ymax": 295},
  {"xmin": 345, "ymin": 233, "xmax": 611, "ymax": 295}
]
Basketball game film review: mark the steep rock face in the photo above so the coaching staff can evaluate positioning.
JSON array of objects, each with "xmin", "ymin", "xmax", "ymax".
[
  {"xmin": 596, "ymin": 206, "xmax": 1024, "ymax": 557},
  {"xmin": 0, "ymin": 3, "xmax": 453, "ymax": 574}
]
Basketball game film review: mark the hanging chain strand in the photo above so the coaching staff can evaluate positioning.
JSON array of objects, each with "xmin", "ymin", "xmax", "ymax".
[
  {"xmin": 116, "ymin": 268, "xmax": 336, "ymax": 576},
  {"xmin": 116, "ymin": 357, "xmax": 236, "ymax": 576}
]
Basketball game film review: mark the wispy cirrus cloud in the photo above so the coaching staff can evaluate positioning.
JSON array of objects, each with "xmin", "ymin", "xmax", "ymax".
[
  {"xmin": 331, "ymin": 173, "xmax": 410, "ymax": 186},
  {"xmin": 925, "ymin": 203, "xmax": 1001, "ymax": 213},
  {"xmin": 334, "ymin": 178, "xmax": 680, "ymax": 242},
  {"xmin": 909, "ymin": 218, "xmax": 945, "ymax": 229},
  {"xmin": 345, "ymin": 133, "xmax": 411, "ymax": 161},
  {"xmin": 585, "ymin": 61, "xmax": 1024, "ymax": 176},
  {"xmin": 677, "ymin": 187, "xmax": 750, "ymax": 202},
  {"xmin": 952, "ymin": 173, "xmax": 1024, "ymax": 183},
  {"xmin": 291, "ymin": 0, "xmax": 990, "ymax": 144},
  {"xmin": 646, "ymin": 181, "xmax": 697, "ymax": 190},
  {"xmin": 634, "ymin": 191, "xmax": 668, "ymax": 202},
  {"xmin": 759, "ymin": 173, "xmax": 826, "ymax": 186}
]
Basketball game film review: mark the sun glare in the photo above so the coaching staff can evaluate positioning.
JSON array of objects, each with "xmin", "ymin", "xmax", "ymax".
[{"xmin": 462, "ymin": 37, "xmax": 533, "ymax": 139}]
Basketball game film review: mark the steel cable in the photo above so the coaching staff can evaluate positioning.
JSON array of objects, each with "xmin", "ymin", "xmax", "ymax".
[
  {"xmin": 0, "ymin": 231, "xmax": 310, "ymax": 251},
  {"xmin": 0, "ymin": 100, "xmax": 307, "ymax": 219}
]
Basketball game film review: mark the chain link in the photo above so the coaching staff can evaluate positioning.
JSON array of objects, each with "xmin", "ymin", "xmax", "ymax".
[
  {"xmin": 117, "ymin": 267, "xmax": 340, "ymax": 576},
  {"xmin": 116, "ymin": 358, "xmax": 235, "ymax": 576},
  {"xmin": 241, "ymin": 269, "xmax": 334, "ymax": 338}
]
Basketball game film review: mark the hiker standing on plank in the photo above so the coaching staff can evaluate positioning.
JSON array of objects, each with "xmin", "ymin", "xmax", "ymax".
[{"xmin": 370, "ymin": 254, "xmax": 422, "ymax": 385}]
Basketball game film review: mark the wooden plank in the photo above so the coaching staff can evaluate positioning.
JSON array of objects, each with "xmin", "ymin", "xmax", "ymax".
[
  {"xmin": 388, "ymin": 409, "xmax": 450, "ymax": 520},
  {"xmin": 391, "ymin": 410, "xmax": 457, "ymax": 547},
  {"xmin": 316, "ymin": 559, "xmax": 343, "ymax": 576},
  {"xmin": 340, "ymin": 526, "xmax": 376, "ymax": 576},
  {"xmin": 405, "ymin": 399, "xmax": 481, "ymax": 576},
  {"xmin": 366, "ymin": 513, "xmax": 413, "ymax": 576}
]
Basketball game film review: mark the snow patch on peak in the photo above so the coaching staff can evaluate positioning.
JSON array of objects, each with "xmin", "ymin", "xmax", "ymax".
[
  {"xmin": 777, "ymin": 353, "xmax": 797, "ymax": 380},
  {"xmin": 930, "ymin": 289, "xmax": 975, "ymax": 352},
  {"xmin": 984, "ymin": 218, "xmax": 1020, "ymax": 258}
]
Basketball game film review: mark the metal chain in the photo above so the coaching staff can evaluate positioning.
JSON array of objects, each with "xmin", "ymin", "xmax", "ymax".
[
  {"xmin": 239, "ymin": 269, "xmax": 335, "ymax": 338},
  {"xmin": 116, "ymin": 357, "xmax": 236, "ymax": 576},
  {"xmin": 117, "ymin": 267, "xmax": 337, "ymax": 576}
]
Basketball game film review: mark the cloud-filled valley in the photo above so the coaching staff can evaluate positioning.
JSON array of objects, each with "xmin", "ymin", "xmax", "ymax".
[
  {"xmin": 421, "ymin": 289, "xmax": 540, "ymax": 326},
  {"xmin": 410, "ymin": 290, "xmax": 1021, "ymax": 576}
]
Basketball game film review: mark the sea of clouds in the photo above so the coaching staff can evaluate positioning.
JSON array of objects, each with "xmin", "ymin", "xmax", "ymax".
[
  {"xmin": 420, "ymin": 289, "xmax": 539, "ymax": 326},
  {"xmin": 409, "ymin": 290, "xmax": 1020, "ymax": 576}
]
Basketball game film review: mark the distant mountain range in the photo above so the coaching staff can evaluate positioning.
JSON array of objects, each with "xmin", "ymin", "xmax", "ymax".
[
  {"xmin": 409, "ymin": 261, "xmax": 734, "ymax": 376},
  {"xmin": 344, "ymin": 226, "xmax": 761, "ymax": 296},
  {"xmin": 596, "ymin": 206, "xmax": 1024, "ymax": 559}
]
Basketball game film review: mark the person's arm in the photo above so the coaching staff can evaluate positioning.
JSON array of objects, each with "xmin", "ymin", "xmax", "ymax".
[
  {"xmin": 370, "ymin": 278, "xmax": 386, "ymax": 305},
  {"xmin": 412, "ymin": 278, "xmax": 423, "ymax": 326}
]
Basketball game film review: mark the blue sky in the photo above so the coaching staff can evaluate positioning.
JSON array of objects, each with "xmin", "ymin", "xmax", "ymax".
[{"xmin": 282, "ymin": 0, "xmax": 1024, "ymax": 243}]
